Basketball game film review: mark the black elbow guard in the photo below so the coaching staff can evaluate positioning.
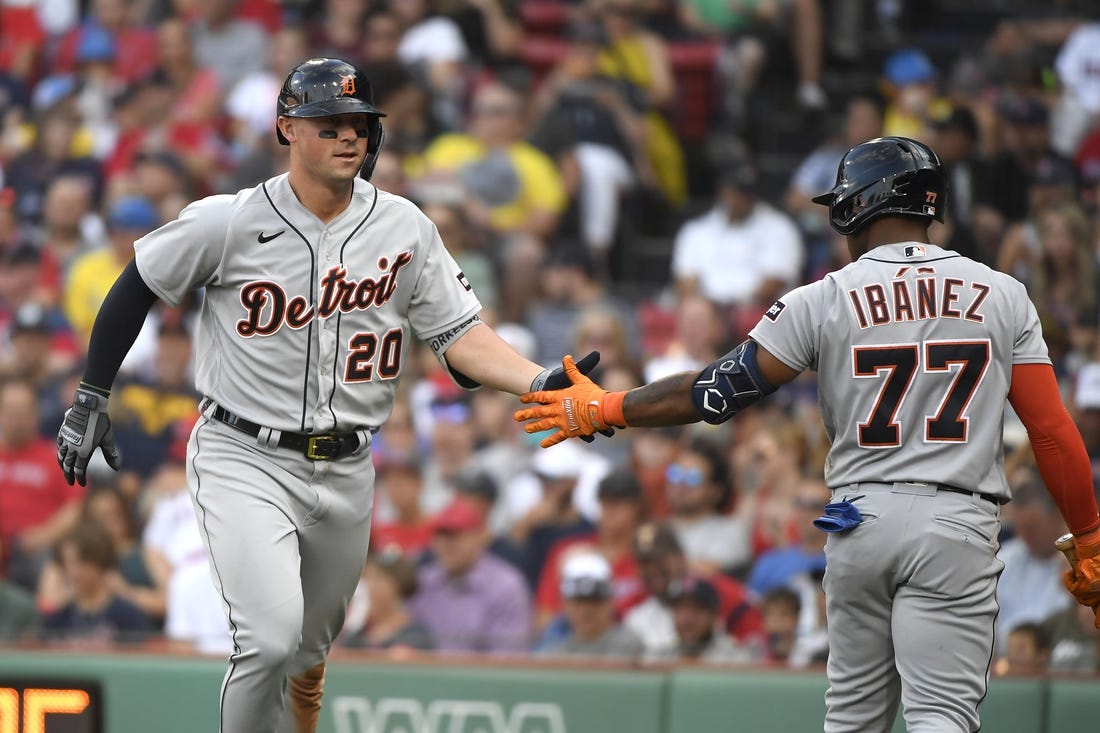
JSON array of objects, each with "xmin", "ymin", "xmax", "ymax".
[{"xmin": 691, "ymin": 340, "xmax": 777, "ymax": 424}]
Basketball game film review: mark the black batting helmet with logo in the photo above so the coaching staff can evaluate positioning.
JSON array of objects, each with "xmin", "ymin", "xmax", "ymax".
[
  {"xmin": 812, "ymin": 136, "xmax": 945, "ymax": 236},
  {"xmin": 276, "ymin": 58, "xmax": 387, "ymax": 177}
]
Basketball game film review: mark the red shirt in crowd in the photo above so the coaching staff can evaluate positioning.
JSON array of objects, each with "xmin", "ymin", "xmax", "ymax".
[
  {"xmin": 370, "ymin": 520, "xmax": 434, "ymax": 558},
  {"xmin": 0, "ymin": 439, "xmax": 84, "ymax": 544}
]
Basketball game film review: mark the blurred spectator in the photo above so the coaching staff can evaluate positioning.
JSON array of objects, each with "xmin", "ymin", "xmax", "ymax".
[
  {"xmin": 343, "ymin": 549, "xmax": 435, "ymax": 653},
  {"xmin": 747, "ymin": 477, "xmax": 828, "ymax": 595},
  {"xmin": 0, "ymin": 540, "xmax": 39, "ymax": 641},
  {"xmin": 974, "ymin": 95, "xmax": 1056, "ymax": 235},
  {"xmin": 110, "ymin": 320, "xmax": 200, "ymax": 480},
  {"xmin": 651, "ymin": 575, "xmax": 754, "ymax": 665},
  {"xmin": 623, "ymin": 522, "xmax": 764, "ymax": 656},
  {"xmin": 306, "ymin": 0, "xmax": 370, "ymax": 65},
  {"xmin": 643, "ymin": 294, "xmax": 725, "ymax": 383},
  {"xmin": 418, "ymin": 393, "xmax": 479, "ymax": 514},
  {"xmin": 51, "ymin": 0, "xmax": 159, "ymax": 84},
  {"xmin": 409, "ymin": 497, "xmax": 532, "ymax": 653},
  {"xmin": 35, "ymin": 174, "xmax": 101, "ymax": 304},
  {"xmin": 5, "ymin": 98, "xmax": 102, "ymax": 230},
  {"xmin": 423, "ymin": 201, "xmax": 498, "ymax": 313},
  {"xmin": 994, "ymin": 622, "xmax": 1052, "ymax": 676},
  {"xmin": 529, "ymin": 22, "xmax": 649, "ymax": 261},
  {"xmin": 592, "ymin": 0, "xmax": 686, "ymax": 208},
  {"xmin": 1073, "ymin": 363, "xmax": 1100, "ymax": 484},
  {"xmin": 1045, "ymin": 602, "xmax": 1100, "ymax": 674},
  {"xmin": 510, "ymin": 441, "xmax": 598, "ymax": 588},
  {"xmin": 225, "ymin": 27, "xmax": 310, "ymax": 162},
  {"xmin": 362, "ymin": 11, "xmax": 404, "ymax": 66},
  {"xmin": 1053, "ymin": 22, "xmax": 1100, "ymax": 158},
  {"xmin": 437, "ymin": 0, "xmax": 524, "ymax": 69},
  {"xmin": 880, "ymin": 48, "xmax": 948, "ymax": 139},
  {"xmin": 671, "ymin": 158, "xmax": 803, "ymax": 327},
  {"xmin": 64, "ymin": 195, "xmax": 158, "ymax": 345},
  {"xmin": 388, "ymin": 0, "xmax": 470, "ymax": 128},
  {"xmin": 37, "ymin": 485, "xmax": 164, "ymax": 622},
  {"xmin": 68, "ymin": 27, "xmax": 127, "ymax": 160},
  {"xmin": 928, "ymin": 106, "xmax": 984, "ymax": 261},
  {"xmin": 534, "ymin": 470, "xmax": 645, "ymax": 631},
  {"xmin": 0, "ymin": 379, "xmax": 84, "ymax": 591},
  {"xmin": 538, "ymin": 551, "xmax": 643, "ymax": 660},
  {"xmin": 140, "ymin": 460, "xmax": 231, "ymax": 656},
  {"xmin": 732, "ymin": 410, "xmax": 807, "ymax": 555},
  {"xmin": 128, "ymin": 150, "xmax": 196, "ymax": 223},
  {"xmin": 527, "ymin": 245, "xmax": 637, "ymax": 367},
  {"xmin": 664, "ymin": 438, "xmax": 751, "ymax": 576},
  {"xmin": 760, "ymin": 585, "xmax": 800, "ymax": 664},
  {"xmin": 417, "ymin": 80, "xmax": 566, "ymax": 319},
  {"xmin": 0, "ymin": 302, "xmax": 76, "ymax": 436},
  {"xmin": 999, "ymin": 199, "xmax": 1095, "ymax": 368},
  {"xmin": 369, "ymin": 60, "xmax": 440, "ymax": 158},
  {"xmin": 995, "ymin": 476, "xmax": 1073, "ymax": 653},
  {"xmin": 371, "ymin": 457, "xmax": 434, "ymax": 559},
  {"xmin": 191, "ymin": 0, "xmax": 270, "ymax": 93},
  {"xmin": 786, "ymin": 91, "xmax": 886, "ymax": 265},
  {"xmin": 41, "ymin": 522, "xmax": 156, "ymax": 644},
  {"xmin": 683, "ymin": 0, "xmax": 826, "ymax": 114}
]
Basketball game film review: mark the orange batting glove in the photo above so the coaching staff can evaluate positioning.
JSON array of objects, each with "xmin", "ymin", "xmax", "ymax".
[
  {"xmin": 515, "ymin": 355, "xmax": 628, "ymax": 448},
  {"xmin": 1062, "ymin": 524, "xmax": 1100, "ymax": 628}
]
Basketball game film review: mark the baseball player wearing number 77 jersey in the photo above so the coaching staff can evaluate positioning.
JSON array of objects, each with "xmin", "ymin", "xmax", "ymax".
[
  {"xmin": 54, "ymin": 58, "xmax": 606, "ymax": 733},
  {"xmin": 517, "ymin": 137, "xmax": 1100, "ymax": 732}
]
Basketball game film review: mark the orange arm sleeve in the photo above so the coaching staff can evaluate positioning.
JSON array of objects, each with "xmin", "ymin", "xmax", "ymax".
[{"xmin": 1007, "ymin": 363, "xmax": 1100, "ymax": 536}]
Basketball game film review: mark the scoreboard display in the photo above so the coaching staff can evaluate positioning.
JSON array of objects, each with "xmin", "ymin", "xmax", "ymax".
[{"xmin": 0, "ymin": 681, "xmax": 101, "ymax": 733}]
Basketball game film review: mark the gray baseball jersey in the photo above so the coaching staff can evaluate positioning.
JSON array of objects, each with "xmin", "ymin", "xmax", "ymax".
[
  {"xmin": 749, "ymin": 242, "xmax": 1050, "ymax": 501},
  {"xmin": 134, "ymin": 173, "xmax": 481, "ymax": 433}
]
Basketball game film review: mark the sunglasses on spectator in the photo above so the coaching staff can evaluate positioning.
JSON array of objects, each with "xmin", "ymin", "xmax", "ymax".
[{"xmin": 666, "ymin": 464, "xmax": 705, "ymax": 487}]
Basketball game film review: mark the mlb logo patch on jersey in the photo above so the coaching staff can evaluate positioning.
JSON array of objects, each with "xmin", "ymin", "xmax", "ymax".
[
  {"xmin": 904, "ymin": 245, "xmax": 927, "ymax": 258},
  {"xmin": 764, "ymin": 300, "xmax": 786, "ymax": 322}
]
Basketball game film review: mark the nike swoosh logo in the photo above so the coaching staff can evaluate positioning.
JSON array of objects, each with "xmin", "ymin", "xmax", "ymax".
[{"xmin": 258, "ymin": 230, "xmax": 285, "ymax": 243}]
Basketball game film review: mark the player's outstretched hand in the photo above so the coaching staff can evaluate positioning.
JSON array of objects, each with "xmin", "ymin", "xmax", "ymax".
[
  {"xmin": 530, "ymin": 350, "xmax": 615, "ymax": 442},
  {"xmin": 56, "ymin": 383, "xmax": 121, "ymax": 486},
  {"xmin": 516, "ymin": 355, "xmax": 624, "ymax": 448},
  {"xmin": 1062, "ymin": 527, "xmax": 1100, "ymax": 628}
]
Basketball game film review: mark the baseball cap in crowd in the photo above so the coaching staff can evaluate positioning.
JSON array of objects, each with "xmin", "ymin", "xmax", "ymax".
[
  {"xmin": 432, "ymin": 497, "xmax": 484, "ymax": 534},
  {"xmin": 1032, "ymin": 155, "xmax": 1077, "ymax": 188},
  {"xmin": 597, "ymin": 471, "xmax": 643, "ymax": 503},
  {"xmin": 667, "ymin": 575, "xmax": 720, "ymax": 611},
  {"xmin": 634, "ymin": 522, "xmax": 681, "ymax": 559},
  {"xmin": 930, "ymin": 107, "xmax": 978, "ymax": 141},
  {"xmin": 718, "ymin": 159, "xmax": 760, "ymax": 192},
  {"xmin": 11, "ymin": 303, "xmax": 50, "ymax": 335},
  {"xmin": 453, "ymin": 470, "xmax": 499, "ymax": 504},
  {"xmin": 883, "ymin": 48, "xmax": 936, "ymax": 86},
  {"xmin": 560, "ymin": 552, "xmax": 613, "ymax": 600},
  {"xmin": 493, "ymin": 322, "xmax": 537, "ymax": 362},
  {"xmin": 1075, "ymin": 363, "xmax": 1100, "ymax": 411},
  {"xmin": 77, "ymin": 27, "xmax": 116, "ymax": 64},
  {"xmin": 108, "ymin": 196, "xmax": 159, "ymax": 233},
  {"xmin": 996, "ymin": 94, "xmax": 1048, "ymax": 127},
  {"xmin": 532, "ymin": 439, "xmax": 586, "ymax": 481}
]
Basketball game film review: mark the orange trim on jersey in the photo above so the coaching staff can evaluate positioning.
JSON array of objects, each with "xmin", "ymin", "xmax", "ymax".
[{"xmin": 1008, "ymin": 363, "xmax": 1100, "ymax": 535}]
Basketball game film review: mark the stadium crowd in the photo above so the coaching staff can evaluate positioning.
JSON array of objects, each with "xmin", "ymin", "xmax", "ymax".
[{"xmin": 0, "ymin": 0, "xmax": 1099, "ymax": 676}]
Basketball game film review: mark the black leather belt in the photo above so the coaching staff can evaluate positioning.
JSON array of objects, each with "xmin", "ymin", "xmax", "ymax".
[
  {"xmin": 203, "ymin": 400, "xmax": 361, "ymax": 460},
  {"xmin": 937, "ymin": 484, "xmax": 1008, "ymax": 506}
]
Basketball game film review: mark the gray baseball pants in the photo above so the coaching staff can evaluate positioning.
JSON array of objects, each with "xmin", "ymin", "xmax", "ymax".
[
  {"xmin": 186, "ymin": 414, "xmax": 375, "ymax": 733},
  {"xmin": 822, "ymin": 481, "xmax": 1004, "ymax": 733}
]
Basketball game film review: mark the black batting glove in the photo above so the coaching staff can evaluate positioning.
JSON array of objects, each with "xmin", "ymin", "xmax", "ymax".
[
  {"xmin": 56, "ymin": 383, "xmax": 121, "ymax": 486},
  {"xmin": 530, "ymin": 351, "xmax": 615, "ymax": 442}
]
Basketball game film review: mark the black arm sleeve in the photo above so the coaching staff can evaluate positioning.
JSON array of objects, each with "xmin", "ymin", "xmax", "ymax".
[{"xmin": 82, "ymin": 260, "xmax": 161, "ymax": 392}]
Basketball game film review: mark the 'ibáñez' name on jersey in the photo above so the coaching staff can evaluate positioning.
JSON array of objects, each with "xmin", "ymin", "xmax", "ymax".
[
  {"xmin": 847, "ymin": 267, "xmax": 991, "ymax": 329},
  {"xmin": 236, "ymin": 251, "xmax": 414, "ymax": 337}
]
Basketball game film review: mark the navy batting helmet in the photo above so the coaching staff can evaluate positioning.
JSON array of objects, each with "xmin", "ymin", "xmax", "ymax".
[
  {"xmin": 276, "ymin": 58, "xmax": 386, "ymax": 177},
  {"xmin": 812, "ymin": 136, "xmax": 945, "ymax": 236}
]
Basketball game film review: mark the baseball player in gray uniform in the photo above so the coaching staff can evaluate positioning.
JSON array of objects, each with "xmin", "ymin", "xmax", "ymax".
[
  {"xmin": 516, "ymin": 137, "xmax": 1100, "ymax": 732},
  {"xmin": 55, "ymin": 58, "xmax": 605, "ymax": 733}
]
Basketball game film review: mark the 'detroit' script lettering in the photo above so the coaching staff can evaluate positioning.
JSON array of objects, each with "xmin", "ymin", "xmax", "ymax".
[{"xmin": 236, "ymin": 252, "xmax": 413, "ymax": 337}]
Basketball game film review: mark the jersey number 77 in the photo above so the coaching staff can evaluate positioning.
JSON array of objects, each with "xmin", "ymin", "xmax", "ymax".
[{"xmin": 852, "ymin": 339, "xmax": 990, "ymax": 448}]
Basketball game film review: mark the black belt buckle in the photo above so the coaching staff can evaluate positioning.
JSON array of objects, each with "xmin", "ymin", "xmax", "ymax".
[{"xmin": 306, "ymin": 435, "xmax": 341, "ymax": 460}]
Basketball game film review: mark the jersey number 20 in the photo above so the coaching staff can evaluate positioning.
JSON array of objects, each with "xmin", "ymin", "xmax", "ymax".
[
  {"xmin": 853, "ymin": 339, "xmax": 990, "ymax": 447},
  {"xmin": 345, "ymin": 328, "xmax": 403, "ymax": 382}
]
